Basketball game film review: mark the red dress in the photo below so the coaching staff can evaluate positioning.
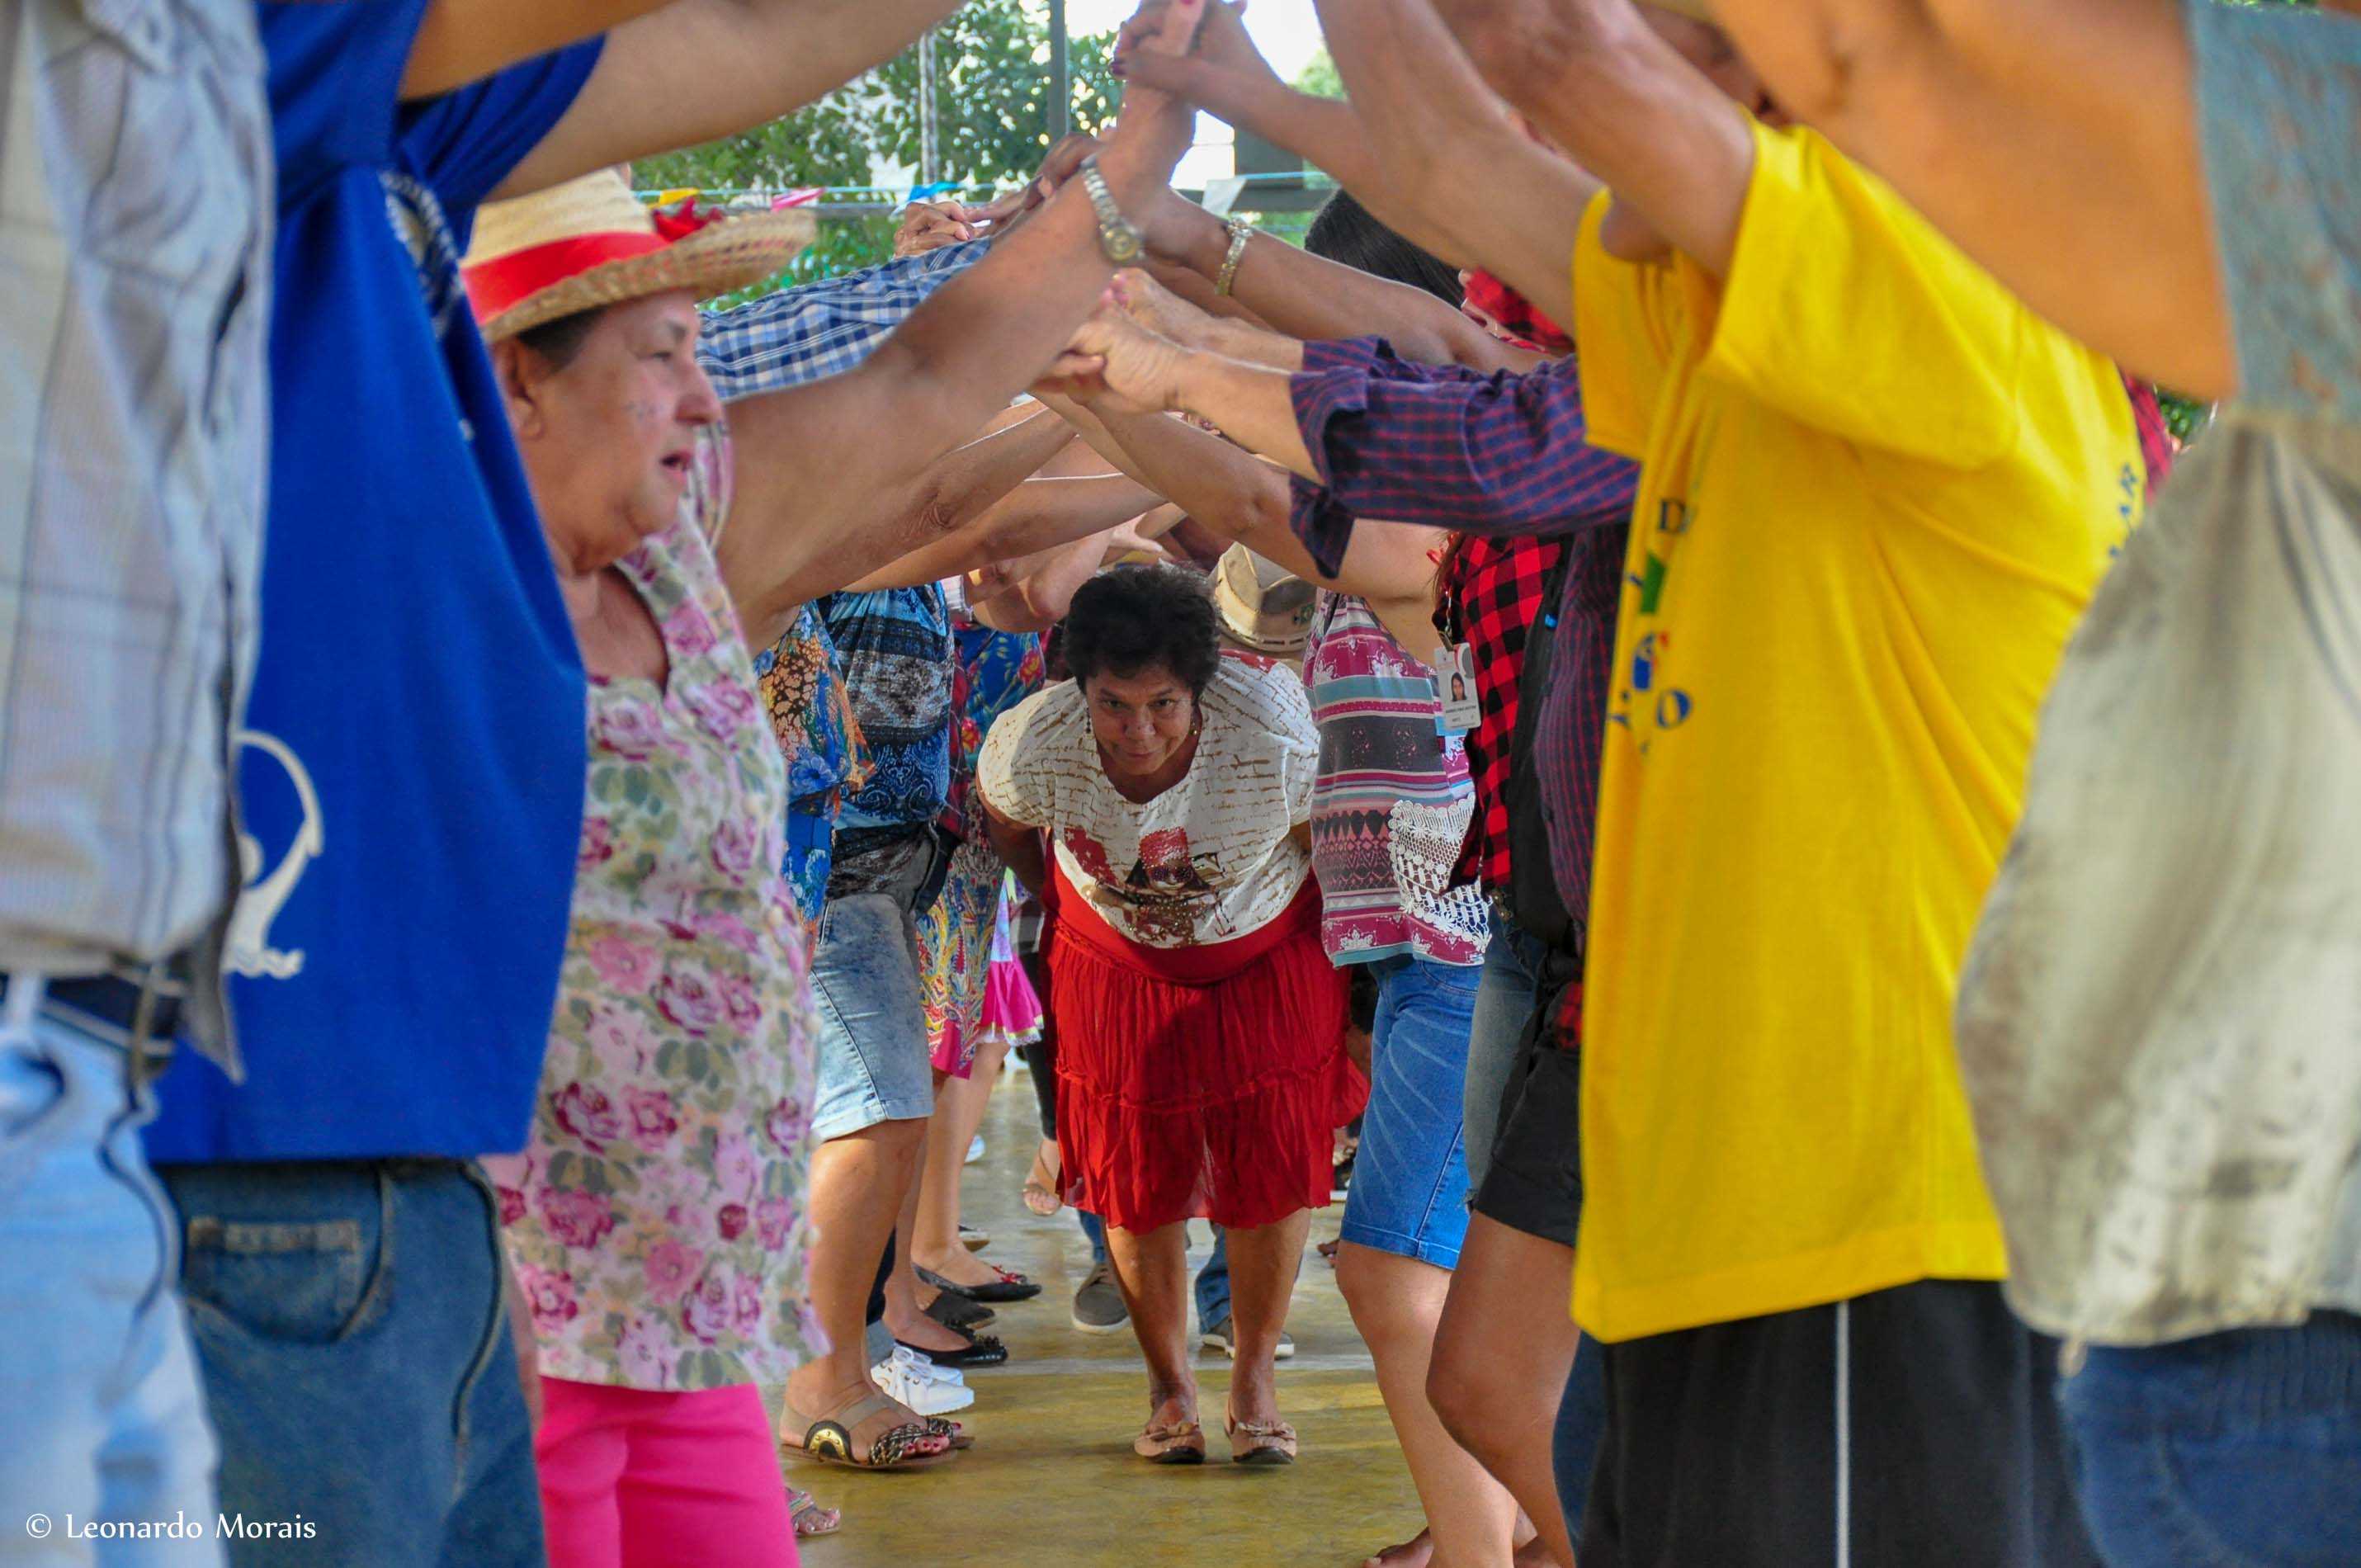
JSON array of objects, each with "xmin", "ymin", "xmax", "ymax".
[{"xmin": 1046, "ymin": 869, "xmax": 1362, "ymax": 1232}]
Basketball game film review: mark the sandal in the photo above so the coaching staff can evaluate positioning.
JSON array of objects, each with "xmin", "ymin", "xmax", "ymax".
[
  {"xmin": 1225, "ymin": 1410, "xmax": 1298, "ymax": 1466},
  {"xmin": 918, "ymin": 1261, "xmax": 1043, "ymax": 1304},
  {"xmin": 1022, "ymin": 1141, "xmax": 1064, "ymax": 1217},
  {"xmin": 923, "ymin": 1415, "xmax": 975, "ymax": 1451},
  {"xmin": 779, "ymin": 1391, "xmax": 954, "ymax": 1471},
  {"xmin": 786, "ymin": 1487, "xmax": 842, "ymax": 1538},
  {"xmin": 1133, "ymin": 1419, "xmax": 1206, "ymax": 1465}
]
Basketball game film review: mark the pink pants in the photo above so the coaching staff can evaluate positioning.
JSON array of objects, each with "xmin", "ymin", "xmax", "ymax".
[{"xmin": 536, "ymin": 1379, "xmax": 800, "ymax": 1568}]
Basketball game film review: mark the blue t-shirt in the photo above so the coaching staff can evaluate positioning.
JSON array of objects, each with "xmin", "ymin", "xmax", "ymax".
[{"xmin": 147, "ymin": 3, "xmax": 600, "ymax": 1164}]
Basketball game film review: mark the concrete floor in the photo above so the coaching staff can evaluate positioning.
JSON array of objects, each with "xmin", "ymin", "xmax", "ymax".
[{"xmin": 779, "ymin": 1061, "xmax": 1422, "ymax": 1567}]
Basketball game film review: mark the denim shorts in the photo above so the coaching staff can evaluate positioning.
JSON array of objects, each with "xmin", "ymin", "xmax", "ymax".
[
  {"xmin": 810, "ymin": 891, "xmax": 937, "ymax": 1141},
  {"xmin": 1339, "ymin": 954, "xmax": 1483, "ymax": 1270},
  {"xmin": 1465, "ymin": 906, "xmax": 1547, "ymax": 1194}
]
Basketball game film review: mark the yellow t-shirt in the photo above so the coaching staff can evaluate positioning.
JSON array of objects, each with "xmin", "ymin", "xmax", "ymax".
[{"xmin": 1570, "ymin": 124, "xmax": 2143, "ymax": 1344}]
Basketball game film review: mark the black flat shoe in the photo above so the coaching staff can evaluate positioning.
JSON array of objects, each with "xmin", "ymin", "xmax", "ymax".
[
  {"xmin": 923, "ymin": 1290, "xmax": 996, "ymax": 1331},
  {"xmin": 917, "ymin": 1263, "xmax": 1043, "ymax": 1304},
  {"xmin": 895, "ymin": 1328, "xmax": 1009, "ymax": 1368}
]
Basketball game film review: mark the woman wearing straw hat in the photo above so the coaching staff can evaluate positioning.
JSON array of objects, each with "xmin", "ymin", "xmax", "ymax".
[{"xmin": 463, "ymin": 0, "xmax": 1210, "ymax": 1552}]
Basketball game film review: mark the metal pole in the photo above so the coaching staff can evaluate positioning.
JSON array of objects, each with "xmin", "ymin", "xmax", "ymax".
[
  {"xmin": 1048, "ymin": 0, "xmax": 1070, "ymax": 142},
  {"xmin": 918, "ymin": 31, "xmax": 941, "ymax": 182}
]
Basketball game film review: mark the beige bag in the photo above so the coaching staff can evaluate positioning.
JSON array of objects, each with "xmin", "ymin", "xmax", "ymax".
[{"xmin": 1954, "ymin": 411, "xmax": 2361, "ymax": 1345}]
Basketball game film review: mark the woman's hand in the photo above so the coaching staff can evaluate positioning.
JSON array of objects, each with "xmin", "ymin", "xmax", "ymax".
[
  {"xmin": 895, "ymin": 200, "xmax": 980, "ymax": 257},
  {"xmin": 1035, "ymin": 301, "xmax": 1192, "ymax": 418},
  {"xmin": 1097, "ymin": 0, "xmax": 1211, "ymax": 196}
]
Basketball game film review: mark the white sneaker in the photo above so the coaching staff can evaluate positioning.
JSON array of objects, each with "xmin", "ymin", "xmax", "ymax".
[{"xmin": 872, "ymin": 1347, "xmax": 975, "ymax": 1415}]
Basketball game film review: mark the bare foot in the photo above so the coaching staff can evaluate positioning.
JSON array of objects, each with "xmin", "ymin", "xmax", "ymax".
[{"xmin": 1360, "ymin": 1527, "xmax": 1433, "ymax": 1568}]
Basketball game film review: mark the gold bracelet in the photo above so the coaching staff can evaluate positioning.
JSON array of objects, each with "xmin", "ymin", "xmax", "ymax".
[{"xmin": 1215, "ymin": 217, "xmax": 1254, "ymax": 296}]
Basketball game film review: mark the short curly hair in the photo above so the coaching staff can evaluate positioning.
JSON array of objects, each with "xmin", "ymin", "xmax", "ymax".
[{"xmin": 1061, "ymin": 564, "xmax": 1221, "ymax": 696}]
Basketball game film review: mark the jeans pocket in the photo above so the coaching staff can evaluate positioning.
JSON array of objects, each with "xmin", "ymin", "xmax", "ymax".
[
  {"xmin": 179, "ymin": 1215, "xmax": 382, "ymax": 1344},
  {"xmin": 0, "ymin": 1034, "xmax": 69, "ymax": 1202}
]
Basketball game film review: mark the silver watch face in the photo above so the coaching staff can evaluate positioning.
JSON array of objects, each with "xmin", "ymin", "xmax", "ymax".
[{"xmin": 1105, "ymin": 225, "xmax": 1144, "ymax": 263}]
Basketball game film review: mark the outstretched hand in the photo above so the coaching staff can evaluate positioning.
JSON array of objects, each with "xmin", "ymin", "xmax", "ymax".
[
  {"xmin": 1033, "ymin": 298, "xmax": 1190, "ymax": 418},
  {"xmin": 1113, "ymin": 0, "xmax": 1273, "ymax": 96},
  {"xmin": 894, "ymin": 200, "xmax": 982, "ymax": 257},
  {"xmin": 1099, "ymin": 0, "xmax": 1212, "ymax": 187},
  {"xmin": 1117, "ymin": 1, "xmax": 1380, "ymax": 231}
]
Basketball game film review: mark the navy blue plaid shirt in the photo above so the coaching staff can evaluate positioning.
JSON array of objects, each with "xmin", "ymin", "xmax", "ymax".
[
  {"xmin": 698, "ymin": 240, "xmax": 985, "ymax": 396},
  {"xmin": 1288, "ymin": 339, "xmax": 1637, "ymax": 922}
]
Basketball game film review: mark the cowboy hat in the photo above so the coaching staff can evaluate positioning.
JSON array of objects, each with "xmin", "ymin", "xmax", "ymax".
[
  {"xmin": 1211, "ymin": 543, "xmax": 1316, "ymax": 659},
  {"xmin": 462, "ymin": 168, "xmax": 815, "ymax": 342}
]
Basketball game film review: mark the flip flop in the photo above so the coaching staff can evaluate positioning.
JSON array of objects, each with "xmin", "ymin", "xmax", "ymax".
[{"xmin": 779, "ymin": 1391, "xmax": 955, "ymax": 1471}]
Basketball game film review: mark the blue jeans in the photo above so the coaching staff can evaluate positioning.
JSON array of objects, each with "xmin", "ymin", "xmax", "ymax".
[
  {"xmin": 153, "ymin": 1160, "xmax": 543, "ymax": 1568},
  {"xmin": 1079, "ymin": 1212, "xmax": 1230, "ymax": 1331},
  {"xmin": 1553, "ymin": 1333, "xmax": 1609, "ymax": 1541},
  {"xmin": 1, "ymin": 995, "xmax": 221, "ymax": 1566},
  {"xmin": 1339, "ymin": 956, "xmax": 1480, "ymax": 1269},
  {"xmin": 2059, "ymin": 1311, "xmax": 2361, "ymax": 1567},
  {"xmin": 1464, "ymin": 907, "xmax": 1546, "ymax": 1195}
]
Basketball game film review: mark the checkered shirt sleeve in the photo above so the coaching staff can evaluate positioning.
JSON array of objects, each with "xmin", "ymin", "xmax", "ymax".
[{"xmin": 698, "ymin": 242, "xmax": 987, "ymax": 398}]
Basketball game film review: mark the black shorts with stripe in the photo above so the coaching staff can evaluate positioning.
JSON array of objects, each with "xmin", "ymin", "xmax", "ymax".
[{"xmin": 1579, "ymin": 1279, "xmax": 2102, "ymax": 1568}]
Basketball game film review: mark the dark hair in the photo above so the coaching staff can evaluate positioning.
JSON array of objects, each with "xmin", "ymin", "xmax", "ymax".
[
  {"xmin": 1304, "ymin": 191, "xmax": 1461, "ymax": 304},
  {"xmin": 512, "ymin": 305, "xmax": 609, "ymax": 371},
  {"xmin": 1062, "ymin": 564, "xmax": 1221, "ymax": 696}
]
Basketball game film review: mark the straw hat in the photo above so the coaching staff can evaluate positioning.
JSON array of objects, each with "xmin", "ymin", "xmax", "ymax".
[
  {"xmin": 1211, "ymin": 544, "xmax": 1316, "ymax": 659},
  {"xmin": 462, "ymin": 168, "xmax": 815, "ymax": 342}
]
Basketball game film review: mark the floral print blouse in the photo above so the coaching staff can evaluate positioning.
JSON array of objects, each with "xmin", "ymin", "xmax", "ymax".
[{"xmin": 489, "ymin": 494, "xmax": 820, "ymax": 1392}]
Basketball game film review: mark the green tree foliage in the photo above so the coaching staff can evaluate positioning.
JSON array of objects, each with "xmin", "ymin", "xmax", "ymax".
[
  {"xmin": 636, "ymin": 0, "xmax": 1117, "ymax": 286},
  {"xmin": 1292, "ymin": 47, "xmax": 1342, "ymax": 100}
]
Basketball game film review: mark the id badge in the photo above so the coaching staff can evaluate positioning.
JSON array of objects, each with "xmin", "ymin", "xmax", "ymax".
[{"xmin": 1433, "ymin": 643, "xmax": 1481, "ymax": 737}]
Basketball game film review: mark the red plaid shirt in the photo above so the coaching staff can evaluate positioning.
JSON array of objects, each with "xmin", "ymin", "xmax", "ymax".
[{"xmin": 1438, "ymin": 534, "xmax": 1565, "ymax": 890}]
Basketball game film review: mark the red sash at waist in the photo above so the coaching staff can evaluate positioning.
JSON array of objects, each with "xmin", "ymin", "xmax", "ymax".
[{"xmin": 1046, "ymin": 865, "xmax": 1321, "ymax": 987}]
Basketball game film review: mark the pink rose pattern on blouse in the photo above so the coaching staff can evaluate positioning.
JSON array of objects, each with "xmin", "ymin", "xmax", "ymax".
[{"xmin": 487, "ymin": 506, "xmax": 824, "ymax": 1391}]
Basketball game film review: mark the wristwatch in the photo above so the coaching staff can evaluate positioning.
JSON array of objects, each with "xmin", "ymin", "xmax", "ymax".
[
  {"xmin": 1216, "ymin": 216, "xmax": 1254, "ymax": 296},
  {"xmin": 1079, "ymin": 154, "xmax": 1145, "ymax": 265}
]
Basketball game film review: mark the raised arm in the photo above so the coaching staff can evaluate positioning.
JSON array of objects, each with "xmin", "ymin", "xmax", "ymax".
[
  {"xmin": 1117, "ymin": 2, "xmax": 1556, "ymax": 369},
  {"xmin": 1045, "ymin": 390, "xmax": 1453, "ymax": 654},
  {"xmin": 710, "ymin": 0, "xmax": 1210, "ymax": 640},
  {"xmin": 403, "ymin": 0, "xmax": 681, "ymax": 100},
  {"xmin": 492, "ymin": 0, "xmax": 965, "ymax": 199},
  {"xmin": 838, "ymin": 474, "xmax": 1162, "ymax": 596},
  {"xmin": 1042, "ymin": 308, "xmax": 1320, "ymax": 479},
  {"xmin": 1324, "ymin": 0, "xmax": 1754, "ymax": 288},
  {"xmin": 1691, "ymin": 0, "xmax": 2232, "ymax": 396}
]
